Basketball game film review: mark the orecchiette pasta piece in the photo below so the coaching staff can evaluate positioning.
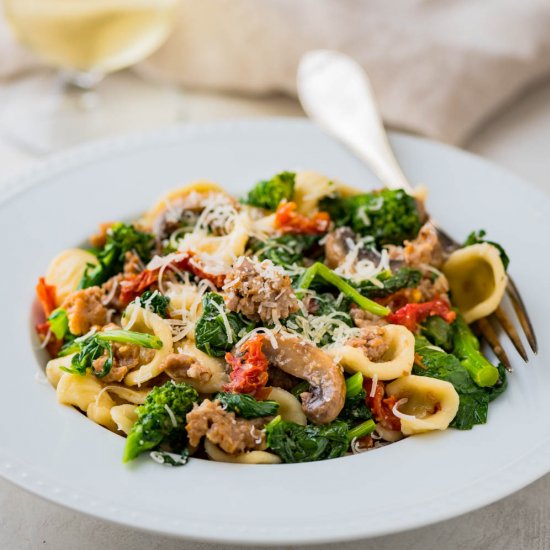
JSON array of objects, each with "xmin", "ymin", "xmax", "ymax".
[
  {"xmin": 122, "ymin": 304, "xmax": 173, "ymax": 386},
  {"xmin": 385, "ymin": 375, "xmax": 460, "ymax": 435},
  {"xmin": 141, "ymin": 180, "xmax": 226, "ymax": 229},
  {"xmin": 174, "ymin": 342, "xmax": 229, "ymax": 393},
  {"xmin": 293, "ymin": 171, "xmax": 360, "ymax": 214},
  {"xmin": 103, "ymin": 385, "xmax": 150, "ymax": 404},
  {"xmin": 326, "ymin": 324, "xmax": 415, "ymax": 380},
  {"xmin": 443, "ymin": 243, "xmax": 507, "ymax": 324},
  {"xmin": 46, "ymin": 354, "xmax": 75, "ymax": 388},
  {"xmin": 177, "ymin": 211, "xmax": 250, "ymax": 267},
  {"xmin": 56, "ymin": 372, "xmax": 104, "ymax": 411},
  {"xmin": 110, "ymin": 404, "xmax": 138, "ymax": 434},
  {"xmin": 204, "ymin": 440, "xmax": 281, "ymax": 464},
  {"xmin": 87, "ymin": 390, "xmax": 117, "ymax": 431},
  {"xmin": 45, "ymin": 248, "xmax": 99, "ymax": 306},
  {"xmin": 267, "ymin": 387, "xmax": 307, "ymax": 426}
]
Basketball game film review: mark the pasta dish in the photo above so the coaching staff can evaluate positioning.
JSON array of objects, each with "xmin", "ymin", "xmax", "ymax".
[{"xmin": 34, "ymin": 171, "xmax": 509, "ymax": 465}]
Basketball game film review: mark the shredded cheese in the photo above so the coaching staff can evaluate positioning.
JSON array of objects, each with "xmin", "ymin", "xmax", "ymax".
[{"xmin": 392, "ymin": 398, "xmax": 416, "ymax": 421}]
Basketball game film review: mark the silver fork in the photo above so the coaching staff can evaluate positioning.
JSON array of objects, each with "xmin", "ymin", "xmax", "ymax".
[{"xmin": 297, "ymin": 50, "xmax": 537, "ymax": 369}]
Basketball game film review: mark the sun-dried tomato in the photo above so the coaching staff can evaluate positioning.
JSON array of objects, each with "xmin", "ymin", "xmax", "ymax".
[
  {"xmin": 274, "ymin": 201, "xmax": 330, "ymax": 235},
  {"xmin": 119, "ymin": 269, "xmax": 159, "ymax": 305},
  {"xmin": 224, "ymin": 335, "xmax": 269, "ymax": 396},
  {"xmin": 36, "ymin": 321, "xmax": 62, "ymax": 357},
  {"xmin": 386, "ymin": 297, "xmax": 456, "ymax": 332},
  {"xmin": 36, "ymin": 277, "xmax": 57, "ymax": 318},
  {"xmin": 364, "ymin": 378, "xmax": 401, "ymax": 431}
]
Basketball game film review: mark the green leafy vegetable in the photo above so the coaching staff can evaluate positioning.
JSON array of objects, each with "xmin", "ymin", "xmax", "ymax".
[
  {"xmin": 243, "ymin": 171, "xmax": 295, "ymax": 211},
  {"xmin": 47, "ymin": 308, "xmax": 69, "ymax": 340},
  {"xmin": 195, "ymin": 293, "xmax": 255, "ymax": 357},
  {"xmin": 214, "ymin": 392, "xmax": 279, "ymax": 418},
  {"xmin": 150, "ymin": 449, "xmax": 190, "ymax": 467},
  {"xmin": 414, "ymin": 336, "xmax": 506, "ymax": 430},
  {"xmin": 124, "ymin": 382, "xmax": 199, "ymax": 463},
  {"xmin": 251, "ymin": 233, "xmax": 319, "ymax": 268},
  {"xmin": 297, "ymin": 262, "xmax": 390, "ymax": 317},
  {"xmin": 79, "ymin": 222, "xmax": 154, "ymax": 288},
  {"xmin": 345, "ymin": 372, "xmax": 364, "ymax": 398},
  {"xmin": 138, "ymin": 290, "xmax": 171, "ymax": 318},
  {"xmin": 321, "ymin": 189, "xmax": 421, "ymax": 246},
  {"xmin": 464, "ymin": 230, "xmax": 509, "ymax": 271},
  {"xmin": 59, "ymin": 329, "xmax": 162, "ymax": 378},
  {"xmin": 452, "ymin": 314, "xmax": 499, "ymax": 387},
  {"xmin": 265, "ymin": 416, "xmax": 350, "ymax": 463},
  {"xmin": 347, "ymin": 419, "xmax": 376, "ymax": 441},
  {"xmin": 421, "ymin": 315, "xmax": 454, "ymax": 352},
  {"xmin": 357, "ymin": 268, "xmax": 422, "ymax": 299}
]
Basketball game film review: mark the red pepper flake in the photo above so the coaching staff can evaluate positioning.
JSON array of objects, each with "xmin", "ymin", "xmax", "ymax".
[
  {"xmin": 364, "ymin": 378, "xmax": 401, "ymax": 431},
  {"xmin": 274, "ymin": 201, "xmax": 330, "ymax": 235},
  {"xmin": 36, "ymin": 277, "xmax": 57, "ymax": 318},
  {"xmin": 224, "ymin": 335, "xmax": 269, "ymax": 396},
  {"xmin": 386, "ymin": 297, "xmax": 456, "ymax": 332}
]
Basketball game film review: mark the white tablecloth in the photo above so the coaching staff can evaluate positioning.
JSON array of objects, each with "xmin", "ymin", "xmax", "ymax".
[{"xmin": 1, "ymin": 72, "xmax": 550, "ymax": 550}]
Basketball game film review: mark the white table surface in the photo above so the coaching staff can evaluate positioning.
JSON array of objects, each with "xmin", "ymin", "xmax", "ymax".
[{"xmin": 1, "ymin": 71, "xmax": 550, "ymax": 550}]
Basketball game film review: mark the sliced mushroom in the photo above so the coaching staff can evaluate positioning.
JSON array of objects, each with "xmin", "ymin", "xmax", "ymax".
[
  {"xmin": 262, "ymin": 333, "xmax": 346, "ymax": 424},
  {"xmin": 324, "ymin": 227, "xmax": 382, "ymax": 269}
]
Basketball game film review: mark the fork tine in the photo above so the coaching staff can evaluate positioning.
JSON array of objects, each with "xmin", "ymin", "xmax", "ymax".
[
  {"xmin": 492, "ymin": 306, "xmax": 528, "ymax": 362},
  {"xmin": 506, "ymin": 278, "xmax": 538, "ymax": 354},
  {"xmin": 475, "ymin": 318, "xmax": 513, "ymax": 372}
]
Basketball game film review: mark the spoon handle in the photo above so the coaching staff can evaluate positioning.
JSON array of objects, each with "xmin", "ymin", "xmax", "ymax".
[{"xmin": 297, "ymin": 50, "xmax": 414, "ymax": 194}]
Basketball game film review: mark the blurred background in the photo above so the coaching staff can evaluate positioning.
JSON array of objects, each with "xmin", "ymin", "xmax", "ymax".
[{"xmin": 1, "ymin": 1, "xmax": 550, "ymax": 549}]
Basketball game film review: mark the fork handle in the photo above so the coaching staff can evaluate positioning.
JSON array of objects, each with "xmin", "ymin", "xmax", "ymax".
[{"xmin": 298, "ymin": 50, "xmax": 415, "ymax": 193}]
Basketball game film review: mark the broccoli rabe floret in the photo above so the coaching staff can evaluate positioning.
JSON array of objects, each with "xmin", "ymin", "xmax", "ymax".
[
  {"xmin": 452, "ymin": 314, "xmax": 499, "ymax": 387},
  {"xmin": 80, "ymin": 223, "xmax": 154, "ymax": 288},
  {"xmin": 463, "ymin": 229, "xmax": 509, "ymax": 271},
  {"xmin": 321, "ymin": 188, "xmax": 421, "ymax": 246},
  {"xmin": 123, "ymin": 382, "xmax": 199, "ymax": 463},
  {"xmin": 243, "ymin": 171, "xmax": 295, "ymax": 211}
]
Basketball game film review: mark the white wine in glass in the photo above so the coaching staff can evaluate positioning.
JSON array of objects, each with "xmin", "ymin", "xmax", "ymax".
[{"xmin": 3, "ymin": 0, "xmax": 181, "ymax": 152}]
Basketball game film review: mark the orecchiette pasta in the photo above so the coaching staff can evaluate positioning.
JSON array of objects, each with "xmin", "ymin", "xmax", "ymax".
[
  {"xmin": 87, "ymin": 389, "xmax": 117, "ymax": 431},
  {"xmin": 204, "ymin": 441, "xmax": 281, "ymax": 464},
  {"xmin": 56, "ymin": 372, "xmax": 104, "ymax": 411},
  {"xmin": 122, "ymin": 304, "xmax": 173, "ymax": 386},
  {"xmin": 46, "ymin": 354, "xmax": 74, "ymax": 388},
  {"xmin": 293, "ymin": 171, "xmax": 360, "ymax": 214},
  {"xmin": 175, "ymin": 341, "xmax": 229, "ymax": 393},
  {"xmin": 443, "ymin": 242, "xmax": 507, "ymax": 323},
  {"xmin": 110, "ymin": 404, "xmax": 138, "ymax": 434},
  {"xmin": 141, "ymin": 180, "xmax": 226, "ymax": 229},
  {"xmin": 386, "ymin": 375, "xmax": 460, "ymax": 435},
  {"xmin": 45, "ymin": 248, "xmax": 99, "ymax": 306},
  {"xmin": 326, "ymin": 324, "xmax": 415, "ymax": 380},
  {"xmin": 267, "ymin": 387, "xmax": 307, "ymax": 426}
]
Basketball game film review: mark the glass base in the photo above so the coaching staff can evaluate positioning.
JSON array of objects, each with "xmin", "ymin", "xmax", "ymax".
[{"xmin": 1, "ymin": 70, "xmax": 186, "ymax": 154}]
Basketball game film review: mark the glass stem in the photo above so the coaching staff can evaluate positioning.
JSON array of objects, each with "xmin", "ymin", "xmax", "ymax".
[{"xmin": 58, "ymin": 70, "xmax": 105, "ymax": 111}]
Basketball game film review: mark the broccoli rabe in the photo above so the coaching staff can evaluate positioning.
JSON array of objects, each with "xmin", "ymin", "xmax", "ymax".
[
  {"xmin": 59, "ymin": 329, "xmax": 162, "ymax": 378},
  {"xmin": 79, "ymin": 223, "xmax": 154, "ymax": 288},
  {"xmin": 452, "ymin": 314, "xmax": 499, "ymax": 387},
  {"xmin": 243, "ymin": 171, "xmax": 295, "ymax": 211},
  {"xmin": 250, "ymin": 233, "xmax": 319, "ymax": 268},
  {"xmin": 357, "ymin": 267, "xmax": 422, "ymax": 299},
  {"xmin": 414, "ymin": 336, "xmax": 506, "ymax": 430},
  {"xmin": 47, "ymin": 308, "xmax": 69, "ymax": 340},
  {"xmin": 464, "ymin": 229, "xmax": 509, "ymax": 271},
  {"xmin": 137, "ymin": 290, "xmax": 171, "ymax": 318},
  {"xmin": 420, "ymin": 315, "xmax": 454, "ymax": 352},
  {"xmin": 214, "ymin": 392, "xmax": 279, "ymax": 419},
  {"xmin": 338, "ymin": 373, "xmax": 372, "ymax": 426},
  {"xmin": 123, "ymin": 382, "xmax": 199, "ymax": 463},
  {"xmin": 321, "ymin": 189, "xmax": 421, "ymax": 246},
  {"xmin": 194, "ymin": 293, "xmax": 255, "ymax": 357}
]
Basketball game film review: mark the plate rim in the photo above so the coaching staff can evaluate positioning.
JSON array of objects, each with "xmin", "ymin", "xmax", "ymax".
[{"xmin": 1, "ymin": 117, "xmax": 549, "ymax": 546}]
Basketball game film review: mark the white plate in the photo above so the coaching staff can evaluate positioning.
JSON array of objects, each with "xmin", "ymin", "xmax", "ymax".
[{"xmin": 1, "ymin": 119, "xmax": 549, "ymax": 546}]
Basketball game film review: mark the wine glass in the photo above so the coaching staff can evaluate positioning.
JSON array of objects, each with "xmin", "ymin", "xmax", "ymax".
[{"xmin": 2, "ymin": 0, "xmax": 182, "ymax": 153}]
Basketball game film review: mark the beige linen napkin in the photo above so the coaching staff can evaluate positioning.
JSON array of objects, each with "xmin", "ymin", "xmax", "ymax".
[{"xmin": 2, "ymin": 0, "xmax": 550, "ymax": 144}]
